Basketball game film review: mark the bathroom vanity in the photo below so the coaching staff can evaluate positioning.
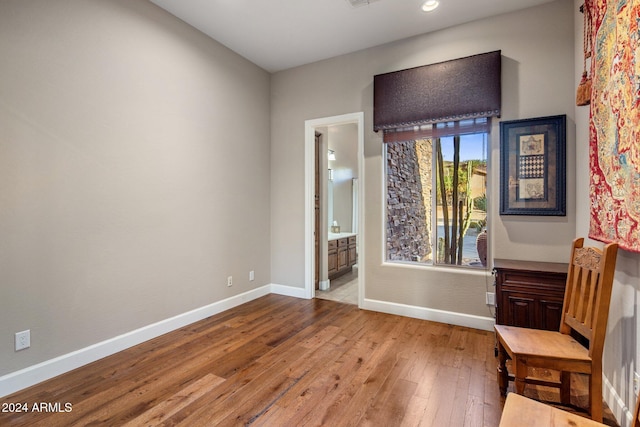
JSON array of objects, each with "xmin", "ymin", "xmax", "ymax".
[{"xmin": 328, "ymin": 233, "xmax": 357, "ymax": 279}]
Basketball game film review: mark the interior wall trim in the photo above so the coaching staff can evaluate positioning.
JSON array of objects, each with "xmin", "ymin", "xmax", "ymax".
[
  {"xmin": 270, "ymin": 283, "xmax": 308, "ymax": 299},
  {"xmin": 361, "ymin": 298, "xmax": 496, "ymax": 332},
  {"xmin": 603, "ymin": 374, "xmax": 631, "ymax": 427}
]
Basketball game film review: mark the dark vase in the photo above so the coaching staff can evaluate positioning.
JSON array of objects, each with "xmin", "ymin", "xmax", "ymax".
[{"xmin": 476, "ymin": 230, "xmax": 488, "ymax": 267}]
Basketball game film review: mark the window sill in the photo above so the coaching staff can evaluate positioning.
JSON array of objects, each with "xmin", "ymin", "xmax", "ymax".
[{"xmin": 382, "ymin": 260, "xmax": 490, "ymax": 276}]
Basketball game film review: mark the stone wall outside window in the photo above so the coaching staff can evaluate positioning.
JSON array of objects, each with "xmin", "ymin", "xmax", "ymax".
[{"xmin": 386, "ymin": 140, "xmax": 432, "ymax": 262}]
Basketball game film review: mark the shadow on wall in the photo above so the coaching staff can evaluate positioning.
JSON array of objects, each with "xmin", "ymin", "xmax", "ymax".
[
  {"xmin": 603, "ymin": 249, "xmax": 639, "ymax": 425},
  {"xmin": 606, "ymin": 308, "xmax": 636, "ymax": 424}
]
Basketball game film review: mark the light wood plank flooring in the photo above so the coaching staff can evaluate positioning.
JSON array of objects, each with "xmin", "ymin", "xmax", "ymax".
[{"xmin": 0, "ymin": 295, "xmax": 618, "ymax": 426}]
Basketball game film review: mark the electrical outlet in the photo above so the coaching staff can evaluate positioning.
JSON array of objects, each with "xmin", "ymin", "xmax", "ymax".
[
  {"xmin": 15, "ymin": 330, "xmax": 30, "ymax": 351},
  {"xmin": 249, "ymin": 270, "xmax": 255, "ymax": 281},
  {"xmin": 227, "ymin": 276, "xmax": 233, "ymax": 287},
  {"xmin": 485, "ymin": 292, "xmax": 495, "ymax": 306},
  {"xmin": 634, "ymin": 371, "xmax": 639, "ymax": 395}
]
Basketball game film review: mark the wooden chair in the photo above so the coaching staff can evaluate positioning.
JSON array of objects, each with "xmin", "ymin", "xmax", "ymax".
[
  {"xmin": 499, "ymin": 393, "xmax": 603, "ymax": 426},
  {"xmin": 495, "ymin": 237, "xmax": 618, "ymax": 422},
  {"xmin": 499, "ymin": 390, "xmax": 640, "ymax": 427},
  {"xmin": 635, "ymin": 389, "xmax": 640, "ymax": 427}
]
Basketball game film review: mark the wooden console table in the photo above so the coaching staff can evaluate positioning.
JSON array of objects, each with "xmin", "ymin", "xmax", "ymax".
[{"xmin": 493, "ymin": 258, "xmax": 569, "ymax": 331}]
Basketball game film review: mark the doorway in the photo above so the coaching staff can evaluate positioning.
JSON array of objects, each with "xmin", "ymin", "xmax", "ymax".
[{"xmin": 304, "ymin": 112, "xmax": 364, "ymax": 307}]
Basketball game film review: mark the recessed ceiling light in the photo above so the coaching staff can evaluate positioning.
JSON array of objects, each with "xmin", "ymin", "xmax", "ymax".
[{"xmin": 421, "ymin": 0, "xmax": 439, "ymax": 12}]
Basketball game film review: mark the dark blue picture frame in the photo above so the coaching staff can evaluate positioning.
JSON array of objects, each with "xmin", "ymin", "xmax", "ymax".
[{"xmin": 500, "ymin": 115, "xmax": 566, "ymax": 216}]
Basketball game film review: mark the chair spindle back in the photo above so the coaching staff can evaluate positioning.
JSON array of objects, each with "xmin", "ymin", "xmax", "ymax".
[{"xmin": 559, "ymin": 238, "xmax": 618, "ymax": 358}]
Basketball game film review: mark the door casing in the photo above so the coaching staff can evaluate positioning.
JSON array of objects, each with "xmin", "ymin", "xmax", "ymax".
[{"xmin": 304, "ymin": 112, "xmax": 364, "ymax": 305}]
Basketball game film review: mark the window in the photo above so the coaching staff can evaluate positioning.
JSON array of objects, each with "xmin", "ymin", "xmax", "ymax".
[
  {"xmin": 385, "ymin": 121, "xmax": 488, "ymax": 268},
  {"xmin": 374, "ymin": 51, "xmax": 500, "ymax": 268}
]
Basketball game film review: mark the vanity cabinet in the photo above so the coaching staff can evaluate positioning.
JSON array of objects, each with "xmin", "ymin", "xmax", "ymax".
[
  {"xmin": 328, "ymin": 235, "xmax": 357, "ymax": 280},
  {"xmin": 494, "ymin": 259, "xmax": 568, "ymax": 331}
]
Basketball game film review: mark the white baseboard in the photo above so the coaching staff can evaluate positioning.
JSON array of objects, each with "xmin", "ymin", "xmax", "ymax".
[
  {"xmin": 361, "ymin": 298, "xmax": 495, "ymax": 332},
  {"xmin": 603, "ymin": 374, "xmax": 632, "ymax": 427},
  {"xmin": 269, "ymin": 283, "xmax": 309, "ymax": 299},
  {"xmin": 0, "ymin": 285, "xmax": 273, "ymax": 398}
]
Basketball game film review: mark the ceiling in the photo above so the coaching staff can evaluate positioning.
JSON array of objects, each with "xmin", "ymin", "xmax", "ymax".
[{"xmin": 149, "ymin": 0, "xmax": 556, "ymax": 73}]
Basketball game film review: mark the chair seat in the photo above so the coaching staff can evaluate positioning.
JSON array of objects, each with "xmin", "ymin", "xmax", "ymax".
[
  {"xmin": 499, "ymin": 393, "xmax": 605, "ymax": 427},
  {"xmin": 495, "ymin": 325, "xmax": 591, "ymax": 368}
]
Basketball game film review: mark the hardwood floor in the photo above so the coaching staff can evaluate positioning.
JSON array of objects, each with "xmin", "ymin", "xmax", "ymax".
[{"xmin": 0, "ymin": 295, "xmax": 618, "ymax": 426}]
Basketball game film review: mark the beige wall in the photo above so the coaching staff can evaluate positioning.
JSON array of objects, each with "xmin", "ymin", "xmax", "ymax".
[
  {"xmin": 271, "ymin": 0, "xmax": 576, "ymax": 317},
  {"xmin": 572, "ymin": 2, "xmax": 640, "ymax": 425},
  {"xmin": 0, "ymin": 0, "xmax": 271, "ymax": 375}
]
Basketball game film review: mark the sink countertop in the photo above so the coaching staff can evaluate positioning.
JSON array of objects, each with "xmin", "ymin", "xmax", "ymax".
[{"xmin": 328, "ymin": 232, "xmax": 357, "ymax": 241}]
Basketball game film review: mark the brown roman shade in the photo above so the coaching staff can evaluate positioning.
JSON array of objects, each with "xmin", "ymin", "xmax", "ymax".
[{"xmin": 373, "ymin": 50, "xmax": 501, "ymax": 136}]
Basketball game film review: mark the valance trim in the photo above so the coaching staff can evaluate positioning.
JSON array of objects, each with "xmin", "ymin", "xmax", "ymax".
[
  {"xmin": 383, "ymin": 117, "xmax": 492, "ymax": 144},
  {"xmin": 375, "ymin": 111, "xmax": 499, "ymax": 131}
]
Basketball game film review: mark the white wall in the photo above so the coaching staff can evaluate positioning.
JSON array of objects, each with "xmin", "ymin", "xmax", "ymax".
[
  {"xmin": 0, "ymin": 0, "xmax": 271, "ymax": 377},
  {"xmin": 572, "ymin": 2, "xmax": 640, "ymax": 425},
  {"xmin": 271, "ymin": 0, "xmax": 575, "ymax": 319}
]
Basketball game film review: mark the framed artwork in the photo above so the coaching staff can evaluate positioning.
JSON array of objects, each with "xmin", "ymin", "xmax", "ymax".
[{"xmin": 500, "ymin": 115, "xmax": 566, "ymax": 216}]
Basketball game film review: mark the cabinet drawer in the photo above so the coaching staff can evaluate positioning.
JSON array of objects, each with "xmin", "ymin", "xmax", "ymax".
[
  {"xmin": 498, "ymin": 271, "xmax": 567, "ymax": 299},
  {"xmin": 338, "ymin": 238, "xmax": 348, "ymax": 247},
  {"xmin": 499, "ymin": 271, "xmax": 566, "ymax": 291},
  {"xmin": 348, "ymin": 236, "xmax": 357, "ymax": 246},
  {"xmin": 328, "ymin": 240, "xmax": 338, "ymax": 250}
]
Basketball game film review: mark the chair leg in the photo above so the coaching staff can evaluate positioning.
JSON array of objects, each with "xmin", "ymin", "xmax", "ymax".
[
  {"xmin": 589, "ymin": 371, "xmax": 603, "ymax": 422},
  {"xmin": 560, "ymin": 371, "xmax": 571, "ymax": 405},
  {"xmin": 514, "ymin": 360, "xmax": 527, "ymax": 394},
  {"xmin": 497, "ymin": 341, "xmax": 509, "ymax": 396}
]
